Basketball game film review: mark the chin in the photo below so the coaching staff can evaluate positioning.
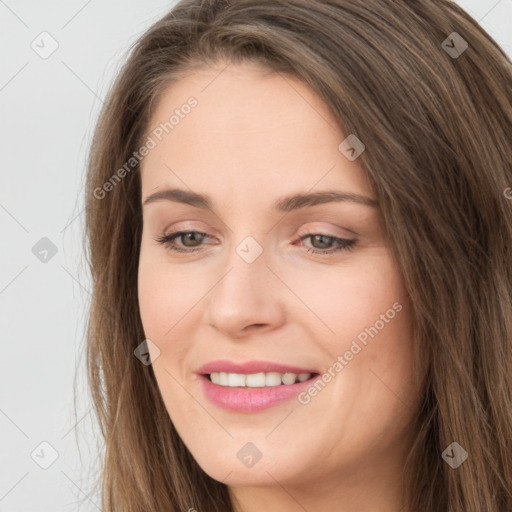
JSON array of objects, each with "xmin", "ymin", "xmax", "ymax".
[{"xmin": 191, "ymin": 443, "xmax": 309, "ymax": 487}]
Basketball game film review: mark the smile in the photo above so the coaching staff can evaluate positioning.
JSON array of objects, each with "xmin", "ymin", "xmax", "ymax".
[
  {"xmin": 198, "ymin": 371, "xmax": 320, "ymax": 413},
  {"xmin": 208, "ymin": 371, "xmax": 313, "ymax": 387}
]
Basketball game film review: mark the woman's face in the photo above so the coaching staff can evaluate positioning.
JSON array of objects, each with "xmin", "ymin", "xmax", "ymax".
[{"xmin": 138, "ymin": 61, "xmax": 419, "ymax": 499}]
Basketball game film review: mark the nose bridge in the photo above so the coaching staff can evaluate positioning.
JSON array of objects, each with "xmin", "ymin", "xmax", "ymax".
[
  {"xmin": 214, "ymin": 236, "xmax": 271, "ymax": 309},
  {"xmin": 204, "ymin": 234, "xmax": 285, "ymax": 336}
]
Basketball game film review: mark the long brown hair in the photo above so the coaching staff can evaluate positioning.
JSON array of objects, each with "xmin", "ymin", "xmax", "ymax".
[{"xmin": 84, "ymin": 1, "xmax": 512, "ymax": 510}]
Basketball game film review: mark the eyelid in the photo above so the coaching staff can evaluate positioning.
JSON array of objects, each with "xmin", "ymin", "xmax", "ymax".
[
  {"xmin": 296, "ymin": 222, "xmax": 359, "ymax": 239},
  {"xmin": 161, "ymin": 222, "xmax": 354, "ymax": 244},
  {"xmin": 162, "ymin": 221, "xmax": 222, "ymax": 239}
]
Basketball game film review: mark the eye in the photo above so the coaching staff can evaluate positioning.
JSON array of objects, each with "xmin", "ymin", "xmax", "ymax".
[
  {"xmin": 154, "ymin": 231, "xmax": 212, "ymax": 253},
  {"xmin": 297, "ymin": 233, "xmax": 357, "ymax": 255}
]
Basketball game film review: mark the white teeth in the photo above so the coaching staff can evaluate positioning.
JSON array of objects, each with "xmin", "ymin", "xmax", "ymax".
[
  {"xmin": 209, "ymin": 371, "xmax": 313, "ymax": 387},
  {"xmin": 281, "ymin": 372, "xmax": 297, "ymax": 385},
  {"xmin": 228, "ymin": 373, "xmax": 246, "ymax": 387},
  {"xmin": 265, "ymin": 372, "xmax": 282, "ymax": 386},
  {"xmin": 246, "ymin": 372, "xmax": 265, "ymax": 387}
]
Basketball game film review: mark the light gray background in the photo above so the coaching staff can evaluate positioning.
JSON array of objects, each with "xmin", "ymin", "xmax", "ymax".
[{"xmin": 1, "ymin": 1, "xmax": 511, "ymax": 510}]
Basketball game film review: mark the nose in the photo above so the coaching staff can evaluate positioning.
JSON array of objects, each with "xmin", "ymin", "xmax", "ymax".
[{"xmin": 203, "ymin": 245, "xmax": 286, "ymax": 339}]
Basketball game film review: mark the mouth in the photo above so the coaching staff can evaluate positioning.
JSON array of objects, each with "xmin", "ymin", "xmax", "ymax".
[
  {"xmin": 203, "ymin": 371, "xmax": 319, "ymax": 387},
  {"xmin": 196, "ymin": 361, "xmax": 321, "ymax": 413}
]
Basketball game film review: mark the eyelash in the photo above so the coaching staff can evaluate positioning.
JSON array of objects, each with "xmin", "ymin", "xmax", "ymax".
[{"xmin": 154, "ymin": 230, "xmax": 357, "ymax": 255}]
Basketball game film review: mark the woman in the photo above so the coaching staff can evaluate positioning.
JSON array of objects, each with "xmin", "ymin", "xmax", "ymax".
[{"xmin": 84, "ymin": 0, "xmax": 512, "ymax": 510}]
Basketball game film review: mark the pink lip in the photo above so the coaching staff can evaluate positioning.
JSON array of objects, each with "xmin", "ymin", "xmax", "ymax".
[
  {"xmin": 196, "ymin": 359, "xmax": 318, "ymax": 375},
  {"xmin": 196, "ymin": 360, "xmax": 320, "ymax": 413}
]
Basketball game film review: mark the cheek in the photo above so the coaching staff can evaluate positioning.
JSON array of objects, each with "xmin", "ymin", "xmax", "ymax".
[
  {"xmin": 137, "ymin": 244, "xmax": 202, "ymax": 342},
  {"xmin": 285, "ymin": 251, "xmax": 407, "ymax": 348},
  {"xmin": 137, "ymin": 261, "xmax": 168, "ymax": 340},
  {"xmin": 137, "ymin": 252, "xmax": 199, "ymax": 410}
]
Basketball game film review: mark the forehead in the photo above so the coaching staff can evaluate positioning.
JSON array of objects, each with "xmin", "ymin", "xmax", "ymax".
[{"xmin": 140, "ymin": 61, "xmax": 371, "ymax": 202}]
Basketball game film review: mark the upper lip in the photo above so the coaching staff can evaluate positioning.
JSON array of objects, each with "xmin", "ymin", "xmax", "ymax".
[{"xmin": 196, "ymin": 360, "xmax": 319, "ymax": 375}]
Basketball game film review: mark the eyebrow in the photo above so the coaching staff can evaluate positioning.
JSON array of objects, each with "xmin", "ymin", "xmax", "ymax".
[{"xmin": 142, "ymin": 188, "xmax": 378, "ymax": 211}]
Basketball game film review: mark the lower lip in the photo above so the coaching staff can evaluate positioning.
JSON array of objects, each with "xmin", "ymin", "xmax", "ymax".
[{"xmin": 198, "ymin": 374, "xmax": 319, "ymax": 413}]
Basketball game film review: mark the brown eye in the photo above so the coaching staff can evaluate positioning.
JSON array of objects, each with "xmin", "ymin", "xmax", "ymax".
[
  {"xmin": 154, "ymin": 231, "xmax": 211, "ymax": 253},
  {"xmin": 309, "ymin": 234, "xmax": 335, "ymax": 250},
  {"xmin": 179, "ymin": 232, "xmax": 206, "ymax": 247},
  {"xmin": 298, "ymin": 233, "xmax": 357, "ymax": 255}
]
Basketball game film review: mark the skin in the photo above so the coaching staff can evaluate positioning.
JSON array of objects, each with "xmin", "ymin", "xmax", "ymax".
[{"xmin": 137, "ymin": 60, "xmax": 420, "ymax": 512}]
